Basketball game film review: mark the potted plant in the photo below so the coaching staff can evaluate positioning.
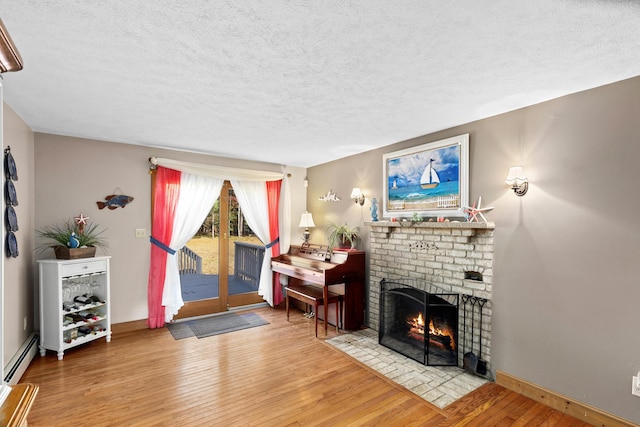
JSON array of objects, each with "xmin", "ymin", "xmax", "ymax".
[
  {"xmin": 327, "ymin": 222, "xmax": 360, "ymax": 250},
  {"xmin": 37, "ymin": 215, "xmax": 108, "ymax": 259}
]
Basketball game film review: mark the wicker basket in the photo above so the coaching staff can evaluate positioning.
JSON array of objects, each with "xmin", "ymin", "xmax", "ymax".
[{"xmin": 53, "ymin": 245, "xmax": 97, "ymax": 260}]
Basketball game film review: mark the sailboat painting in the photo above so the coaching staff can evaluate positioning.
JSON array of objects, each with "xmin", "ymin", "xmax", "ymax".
[
  {"xmin": 420, "ymin": 159, "xmax": 440, "ymax": 189},
  {"xmin": 383, "ymin": 134, "xmax": 469, "ymax": 218}
]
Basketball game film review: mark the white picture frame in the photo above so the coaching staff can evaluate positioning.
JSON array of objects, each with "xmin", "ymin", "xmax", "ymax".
[{"xmin": 382, "ymin": 134, "xmax": 469, "ymax": 219}]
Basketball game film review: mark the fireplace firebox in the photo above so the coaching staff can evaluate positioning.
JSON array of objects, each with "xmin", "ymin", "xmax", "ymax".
[{"xmin": 379, "ymin": 279, "xmax": 459, "ymax": 366}]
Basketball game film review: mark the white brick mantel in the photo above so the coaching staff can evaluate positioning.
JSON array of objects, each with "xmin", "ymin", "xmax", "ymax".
[
  {"xmin": 366, "ymin": 220, "xmax": 495, "ymax": 231},
  {"xmin": 366, "ymin": 220, "xmax": 495, "ymax": 369}
]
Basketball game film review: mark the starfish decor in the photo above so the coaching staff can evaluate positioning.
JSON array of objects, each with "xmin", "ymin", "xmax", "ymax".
[
  {"xmin": 464, "ymin": 197, "xmax": 494, "ymax": 223},
  {"xmin": 74, "ymin": 213, "xmax": 89, "ymax": 234}
]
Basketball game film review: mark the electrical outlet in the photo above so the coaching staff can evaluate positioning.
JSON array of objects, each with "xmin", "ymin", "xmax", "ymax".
[
  {"xmin": 632, "ymin": 373, "xmax": 640, "ymax": 397},
  {"xmin": 135, "ymin": 228, "xmax": 146, "ymax": 238}
]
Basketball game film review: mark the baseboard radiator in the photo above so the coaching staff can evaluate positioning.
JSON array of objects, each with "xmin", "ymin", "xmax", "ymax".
[{"xmin": 4, "ymin": 333, "xmax": 39, "ymax": 385}]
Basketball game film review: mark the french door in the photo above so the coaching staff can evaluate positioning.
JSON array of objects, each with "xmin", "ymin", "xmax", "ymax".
[{"xmin": 175, "ymin": 181, "xmax": 264, "ymax": 319}]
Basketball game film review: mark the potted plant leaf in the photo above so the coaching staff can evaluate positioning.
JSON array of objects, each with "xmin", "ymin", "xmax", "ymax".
[
  {"xmin": 327, "ymin": 222, "xmax": 360, "ymax": 250},
  {"xmin": 37, "ymin": 215, "xmax": 108, "ymax": 259}
]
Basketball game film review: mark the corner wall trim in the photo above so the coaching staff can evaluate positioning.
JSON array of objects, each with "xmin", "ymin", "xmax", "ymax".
[{"xmin": 495, "ymin": 371, "xmax": 637, "ymax": 427}]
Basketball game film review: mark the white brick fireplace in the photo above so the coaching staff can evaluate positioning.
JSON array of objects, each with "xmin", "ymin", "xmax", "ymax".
[{"xmin": 367, "ymin": 221, "xmax": 495, "ymax": 372}]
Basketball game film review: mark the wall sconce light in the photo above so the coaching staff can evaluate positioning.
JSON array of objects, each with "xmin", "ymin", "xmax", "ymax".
[
  {"xmin": 303, "ymin": 176, "xmax": 308, "ymax": 188},
  {"xmin": 0, "ymin": 18, "xmax": 23, "ymax": 73},
  {"xmin": 505, "ymin": 166, "xmax": 528, "ymax": 196},
  {"xmin": 298, "ymin": 211, "xmax": 315, "ymax": 245},
  {"xmin": 350, "ymin": 188, "xmax": 365, "ymax": 205}
]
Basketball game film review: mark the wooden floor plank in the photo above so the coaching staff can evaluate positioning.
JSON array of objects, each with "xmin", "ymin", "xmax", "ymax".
[{"xmin": 21, "ymin": 306, "xmax": 594, "ymax": 426}]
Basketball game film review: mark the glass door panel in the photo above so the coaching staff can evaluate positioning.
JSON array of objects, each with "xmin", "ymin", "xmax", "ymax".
[{"xmin": 175, "ymin": 182, "xmax": 263, "ymax": 319}]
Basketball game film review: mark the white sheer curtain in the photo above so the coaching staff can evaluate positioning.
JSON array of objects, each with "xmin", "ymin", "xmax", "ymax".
[
  {"xmin": 230, "ymin": 180, "xmax": 275, "ymax": 305},
  {"xmin": 162, "ymin": 172, "xmax": 223, "ymax": 321}
]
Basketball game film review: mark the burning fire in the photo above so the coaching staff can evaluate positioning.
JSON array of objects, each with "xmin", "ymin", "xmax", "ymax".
[
  {"xmin": 407, "ymin": 312, "xmax": 456, "ymax": 351},
  {"xmin": 408, "ymin": 312, "xmax": 425, "ymax": 332}
]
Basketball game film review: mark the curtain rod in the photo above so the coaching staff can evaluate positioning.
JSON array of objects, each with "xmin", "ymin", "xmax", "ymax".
[{"xmin": 148, "ymin": 157, "xmax": 291, "ymax": 179}]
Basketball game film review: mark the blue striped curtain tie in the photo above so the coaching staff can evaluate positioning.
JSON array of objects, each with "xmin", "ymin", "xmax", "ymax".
[
  {"xmin": 265, "ymin": 237, "xmax": 279, "ymax": 249},
  {"xmin": 150, "ymin": 236, "xmax": 176, "ymax": 255}
]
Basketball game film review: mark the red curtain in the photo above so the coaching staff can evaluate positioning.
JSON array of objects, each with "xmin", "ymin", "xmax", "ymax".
[
  {"xmin": 147, "ymin": 166, "xmax": 181, "ymax": 328},
  {"xmin": 266, "ymin": 180, "xmax": 283, "ymax": 305}
]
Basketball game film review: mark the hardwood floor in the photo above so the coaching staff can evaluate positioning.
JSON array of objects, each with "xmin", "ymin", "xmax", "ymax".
[{"xmin": 21, "ymin": 306, "xmax": 592, "ymax": 426}]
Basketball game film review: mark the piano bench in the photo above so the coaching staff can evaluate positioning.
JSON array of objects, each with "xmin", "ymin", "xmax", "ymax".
[{"xmin": 285, "ymin": 284, "xmax": 342, "ymax": 337}]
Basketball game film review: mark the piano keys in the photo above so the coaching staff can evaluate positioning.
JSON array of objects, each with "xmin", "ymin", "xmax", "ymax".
[{"xmin": 271, "ymin": 244, "xmax": 365, "ymax": 331}]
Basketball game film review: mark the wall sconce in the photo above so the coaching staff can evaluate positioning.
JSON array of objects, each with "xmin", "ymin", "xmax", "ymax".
[
  {"xmin": 350, "ymin": 188, "xmax": 365, "ymax": 205},
  {"xmin": 505, "ymin": 166, "xmax": 528, "ymax": 196},
  {"xmin": 0, "ymin": 18, "xmax": 23, "ymax": 73},
  {"xmin": 298, "ymin": 211, "xmax": 315, "ymax": 245},
  {"xmin": 303, "ymin": 176, "xmax": 308, "ymax": 188}
]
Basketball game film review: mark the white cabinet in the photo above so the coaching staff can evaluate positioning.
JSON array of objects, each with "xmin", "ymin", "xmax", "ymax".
[{"xmin": 37, "ymin": 256, "xmax": 111, "ymax": 360}]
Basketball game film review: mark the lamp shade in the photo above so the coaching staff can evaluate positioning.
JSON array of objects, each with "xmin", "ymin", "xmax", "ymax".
[
  {"xmin": 505, "ymin": 166, "xmax": 527, "ymax": 186},
  {"xmin": 350, "ymin": 188, "xmax": 363, "ymax": 199},
  {"xmin": 298, "ymin": 212, "xmax": 315, "ymax": 228}
]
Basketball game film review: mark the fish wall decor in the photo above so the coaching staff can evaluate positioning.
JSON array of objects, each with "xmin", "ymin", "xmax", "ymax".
[{"xmin": 97, "ymin": 194, "xmax": 134, "ymax": 210}]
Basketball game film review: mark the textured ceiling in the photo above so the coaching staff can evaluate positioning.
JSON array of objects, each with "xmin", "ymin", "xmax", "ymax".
[{"xmin": 1, "ymin": 1, "xmax": 639, "ymax": 168}]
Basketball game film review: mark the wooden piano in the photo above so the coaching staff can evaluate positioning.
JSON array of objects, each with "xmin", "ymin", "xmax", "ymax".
[{"xmin": 271, "ymin": 244, "xmax": 365, "ymax": 332}]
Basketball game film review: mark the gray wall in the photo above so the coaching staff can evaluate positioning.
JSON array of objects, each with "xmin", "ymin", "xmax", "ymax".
[
  {"xmin": 307, "ymin": 75, "xmax": 640, "ymax": 424},
  {"xmin": 2, "ymin": 104, "xmax": 35, "ymax": 370}
]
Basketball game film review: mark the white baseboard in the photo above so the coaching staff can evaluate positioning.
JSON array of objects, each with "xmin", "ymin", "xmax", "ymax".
[{"xmin": 496, "ymin": 370, "xmax": 637, "ymax": 427}]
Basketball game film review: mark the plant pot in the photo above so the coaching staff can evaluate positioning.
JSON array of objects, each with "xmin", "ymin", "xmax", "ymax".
[
  {"xmin": 53, "ymin": 245, "xmax": 97, "ymax": 260},
  {"xmin": 338, "ymin": 236, "xmax": 357, "ymax": 249}
]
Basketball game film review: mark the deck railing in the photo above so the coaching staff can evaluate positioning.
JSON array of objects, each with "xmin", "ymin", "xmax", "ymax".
[
  {"xmin": 234, "ymin": 241, "xmax": 265, "ymax": 287},
  {"xmin": 178, "ymin": 246, "xmax": 202, "ymax": 275},
  {"xmin": 178, "ymin": 241, "xmax": 264, "ymax": 287}
]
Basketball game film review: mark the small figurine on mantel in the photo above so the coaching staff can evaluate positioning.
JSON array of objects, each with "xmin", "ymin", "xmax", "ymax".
[{"xmin": 370, "ymin": 198, "xmax": 378, "ymax": 222}]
